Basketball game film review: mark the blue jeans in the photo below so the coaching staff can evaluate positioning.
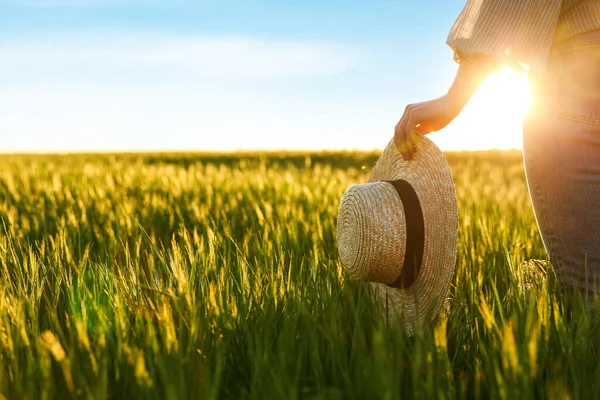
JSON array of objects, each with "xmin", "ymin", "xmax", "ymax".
[{"xmin": 524, "ymin": 30, "xmax": 600, "ymax": 294}]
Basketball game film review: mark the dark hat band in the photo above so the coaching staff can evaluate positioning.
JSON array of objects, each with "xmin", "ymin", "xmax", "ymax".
[{"xmin": 385, "ymin": 179, "xmax": 425, "ymax": 290}]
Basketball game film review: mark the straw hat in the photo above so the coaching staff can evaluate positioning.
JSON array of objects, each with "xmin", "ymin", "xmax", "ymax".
[{"xmin": 336, "ymin": 136, "xmax": 458, "ymax": 333}]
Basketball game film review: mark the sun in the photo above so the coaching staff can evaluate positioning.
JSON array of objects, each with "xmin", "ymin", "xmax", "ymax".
[
  {"xmin": 474, "ymin": 67, "xmax": 532, "ymax": 118},
  {"xmin": 463, "ymin": 67, "xmax": 532, "ymax": 150},
  {"xmin": 430, "ymin": 67, "xmax": 532, "ymax": 151}
]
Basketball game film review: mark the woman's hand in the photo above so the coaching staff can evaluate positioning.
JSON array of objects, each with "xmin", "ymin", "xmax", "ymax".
[
  {"xmin": 394, "ymin": 54, "xmax": 499, "ymax": 160},
  {"xmin": 394, "ymin": 94, "xmax": 464, "ymax": 160}
]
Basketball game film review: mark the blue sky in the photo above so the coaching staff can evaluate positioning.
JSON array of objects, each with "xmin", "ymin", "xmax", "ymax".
[{"xmin": 0, "ymin": 0, "xmax": 527, "ymax": 152}]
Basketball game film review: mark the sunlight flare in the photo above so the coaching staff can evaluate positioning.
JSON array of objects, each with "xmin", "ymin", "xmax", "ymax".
[
  {"xmin": 475, "ymin": 67, "xmax": 531, "ymax": 117},
  {"xmin": 465, "ymin": 67, "xmax": 531, "ymax": 149},
  {"xmin": 431, "ymin": 67, "xmax": 532, "ymax": 151}
]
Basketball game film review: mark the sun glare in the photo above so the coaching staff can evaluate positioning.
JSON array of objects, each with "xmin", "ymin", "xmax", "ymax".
[
  {"xmin": 467, "ymin": 68, "xmax": 531, "ymax": 149},
  {"xmin": 431, "ymin": 67, "xmax": 532, "ymax": 151},
  {"xmin": 476, "ymin": 67, "xmax": 531, "ymax": 116}
]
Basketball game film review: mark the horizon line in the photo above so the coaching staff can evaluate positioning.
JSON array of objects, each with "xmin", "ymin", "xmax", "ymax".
[{"xmin": 0, "ymin": 147, "xmax": 524, "ymax": 155}]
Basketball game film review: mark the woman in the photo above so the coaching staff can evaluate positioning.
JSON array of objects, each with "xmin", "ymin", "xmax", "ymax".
[{"xmin": 395, "ymin": 0, "xmax": 600, "ymax": 296}]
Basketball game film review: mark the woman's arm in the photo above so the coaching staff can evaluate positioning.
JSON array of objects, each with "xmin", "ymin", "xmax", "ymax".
[
  {"xmin": 394, "ymin": 55, "xmax": 501, "ymax": 160},
  {"xmin": 395, "ymin": 0, "xmax": 564, "ymax": 161},
  {"xmin": 394, "ymin": 54, "xmax": 499, "ymax": 160}
]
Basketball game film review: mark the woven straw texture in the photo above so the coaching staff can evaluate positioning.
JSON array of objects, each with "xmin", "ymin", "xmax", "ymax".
[
  {"xmin": 337, "ymin": 182, "xmax": 406, "ymax": 285},
  {"xmin": 337, "ymin": 136, "xmax": 458, "ymax": 334}
]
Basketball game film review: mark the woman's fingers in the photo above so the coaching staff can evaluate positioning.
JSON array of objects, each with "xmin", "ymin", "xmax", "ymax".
[
  {"xmin": 394, "ymin": 119, "xmax": 403, "ymax": 150},
  {"xmin": 395, "ymin": 103, "xmax": 421, "ymax": 161},
  {"xmin": 395, "ymin": 96, "xmax": 464, "ymax": 160},
  {"xmin": 394, "ymin": 105, "xmax": 410, "ymax": 152},
  {"xmin": 394, "ymin": 105, "xmax": 409, "ymax": 159},
  {"xmin": 406, "ymin": 125, "xmax": 419, "ymax": 156}
]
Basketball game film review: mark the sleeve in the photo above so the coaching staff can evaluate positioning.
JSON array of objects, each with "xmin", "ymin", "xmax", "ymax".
[{"xmin": 446, "ymin": 0, "xmax": 563, "ymax": 71}]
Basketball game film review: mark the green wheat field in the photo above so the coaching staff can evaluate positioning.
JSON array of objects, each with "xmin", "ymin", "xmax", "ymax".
[{"xmin": 1, "ymin": 151, "xmax": 599, "ymax": 399}]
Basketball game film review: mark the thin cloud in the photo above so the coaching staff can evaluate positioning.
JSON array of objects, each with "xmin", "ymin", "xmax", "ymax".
[{"xmin": 0, "ymin": 34, "xmax": 362, "ymax": 79}]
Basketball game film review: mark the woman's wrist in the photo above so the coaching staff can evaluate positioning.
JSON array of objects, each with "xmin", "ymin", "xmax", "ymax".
[{"xmin": 446, "ymin": 54, "xmax": 499, "ymax": 109}]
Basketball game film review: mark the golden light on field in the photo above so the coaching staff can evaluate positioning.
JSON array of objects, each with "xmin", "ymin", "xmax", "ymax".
[{"xmin": 431, "ymin": 67, "xmax": 532, "ymax": 151}]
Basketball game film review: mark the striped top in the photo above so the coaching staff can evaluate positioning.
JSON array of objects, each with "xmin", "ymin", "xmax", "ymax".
[{"xmin": 447, "ymin": 0, "xmax": 600, "ymax": 70}]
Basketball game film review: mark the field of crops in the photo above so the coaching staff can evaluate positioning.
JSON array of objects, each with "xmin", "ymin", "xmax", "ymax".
[{"xmin": 1, "ymin": 150, "xmax": 599, "ymax": 399}]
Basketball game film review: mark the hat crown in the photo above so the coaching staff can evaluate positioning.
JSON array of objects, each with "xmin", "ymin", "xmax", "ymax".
[{"xmin": 336, "ymin": 182, "xmax": 407, "ymax": 285}]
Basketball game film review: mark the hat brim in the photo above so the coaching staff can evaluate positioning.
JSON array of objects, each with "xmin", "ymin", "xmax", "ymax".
[{"xmin": 367, "ymin": 136, "xmax": 458, "ymax": 333}]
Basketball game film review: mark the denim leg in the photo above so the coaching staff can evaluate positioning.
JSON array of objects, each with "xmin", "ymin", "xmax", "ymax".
[{"xmin": 523, "ymin": 110, "xmax": 600, "ymax": 293}]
